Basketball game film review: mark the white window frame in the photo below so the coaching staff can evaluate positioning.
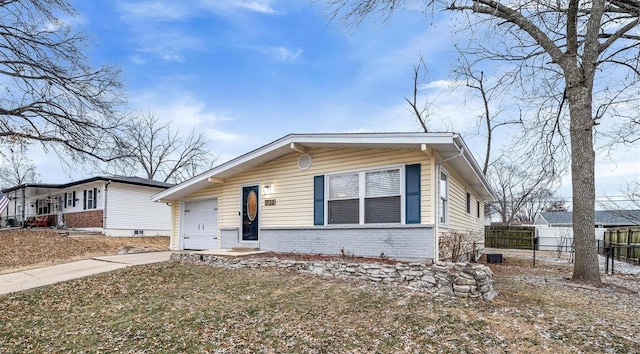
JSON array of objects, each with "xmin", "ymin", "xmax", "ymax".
[
  {"xmin": 325, "ymin": 165, "xmax": 405, "ymax": 225},
  {"xmin": 85, "ymin": 188, "xmax": 97, "ymax": 210},
  {"xmin": 439, "ymin": 168, "xmax": 449, "ymax": 226}
]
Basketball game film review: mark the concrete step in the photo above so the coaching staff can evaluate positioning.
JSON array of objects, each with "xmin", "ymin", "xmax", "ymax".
[{"xmin": 231, "ymin": 246, "xmax": 260, "ymax": 252}]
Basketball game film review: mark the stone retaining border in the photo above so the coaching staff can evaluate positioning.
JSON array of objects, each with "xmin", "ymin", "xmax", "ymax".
[{"xmin": 171, "ymin": 253, "xmax": 498, "ymax": 301}]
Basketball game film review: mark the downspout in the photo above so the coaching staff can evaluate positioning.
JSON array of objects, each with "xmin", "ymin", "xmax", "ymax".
[
  {"xmin": 434, "ymin": 143, "xmax": 465, "ymax": 263},
  {"xmin": 21, "ymin": 186, "xmax": 26, "ymax": 227},
  {"xmin": 103, "ymin": 180, "xmax": 111, "ymax": 234}
]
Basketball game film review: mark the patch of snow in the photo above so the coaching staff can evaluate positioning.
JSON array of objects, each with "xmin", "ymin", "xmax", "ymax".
[{"xmin": 598, "ymin": 255, "xmax": 640, "ymax": 275}]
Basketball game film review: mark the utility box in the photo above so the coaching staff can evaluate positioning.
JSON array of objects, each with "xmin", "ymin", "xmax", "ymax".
[{"xmin": 486, "ymin": 253, "xmax": 503, "ymax": 264}]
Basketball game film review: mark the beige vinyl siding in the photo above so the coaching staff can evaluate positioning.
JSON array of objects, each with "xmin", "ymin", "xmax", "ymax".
[
  {"xmin": 181, "ymin": 148, "xmax": 433, "ymax": 229},
  {"xmin": 439, "ymin": 162, "xmax": 486, "ymax": 236},
  {"xmin": 170, "ymin": 202, "xmax": 180, "ymax": 250}
]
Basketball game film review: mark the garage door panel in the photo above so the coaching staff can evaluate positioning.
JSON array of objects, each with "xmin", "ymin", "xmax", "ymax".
[{"xmin": 182, "ymin": 199, "xmax": 218, "ymax": 250}]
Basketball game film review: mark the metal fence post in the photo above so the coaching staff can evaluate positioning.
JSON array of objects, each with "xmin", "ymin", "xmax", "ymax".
[{"xmin": 533, "ymin": 236, "xmax": 537, "ymax": 268}]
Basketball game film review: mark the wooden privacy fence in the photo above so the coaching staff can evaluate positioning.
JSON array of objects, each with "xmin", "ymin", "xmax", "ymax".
[
  {"xmin": 485, "ymin": 226, "xmax": 535, "ymax": 250},
  {"xmin": 604, "ymin": 227, "xmax": 640, "ymax": 264}
]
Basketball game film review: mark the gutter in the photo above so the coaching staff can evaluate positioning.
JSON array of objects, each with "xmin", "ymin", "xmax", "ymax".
[
  {"xmin": 433, "ymin": 142, "xmax": 465, "ymax": 262},
  {"xmin": 103, "ymin": 180, "xmax": 111, "ymax": 233}
]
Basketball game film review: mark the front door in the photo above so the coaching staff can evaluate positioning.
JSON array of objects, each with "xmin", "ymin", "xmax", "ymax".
[
  {"xmin": 182, "ymin": 198, "xmax": 218, "ymax": 250},
  {"xmin": 242, "ymin": 185, "xmax": 259, "ymax": 242}
]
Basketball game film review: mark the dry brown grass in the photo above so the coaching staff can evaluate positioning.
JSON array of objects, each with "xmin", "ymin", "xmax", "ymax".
[
  {"xmin": 0, "ymin": 229, "xmax": 169, "ymax": 274},
  {"xmin": 1, "ymin": 236, "xmax": 639, "ymax": 352}
]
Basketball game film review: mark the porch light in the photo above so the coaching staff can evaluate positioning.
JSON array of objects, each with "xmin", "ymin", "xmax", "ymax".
[{"xmin": 262, "ymin": 184, "xmax": 272, "ymax": 195}]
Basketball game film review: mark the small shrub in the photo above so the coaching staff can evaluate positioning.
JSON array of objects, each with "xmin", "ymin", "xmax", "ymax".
[{"xmin": 439, "ymin": 230, "xmax": 482, "ymax": 262}]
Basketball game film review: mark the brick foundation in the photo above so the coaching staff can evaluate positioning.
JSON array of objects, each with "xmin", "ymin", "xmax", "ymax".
[{"xmin": 64, "ymin": 210, "xmax": 103, "ymax": 228}]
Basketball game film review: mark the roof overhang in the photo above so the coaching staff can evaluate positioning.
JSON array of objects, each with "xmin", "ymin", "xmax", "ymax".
[{"xmin": 152, "ymin": 133, "xmax": 496, "ymax": 202}]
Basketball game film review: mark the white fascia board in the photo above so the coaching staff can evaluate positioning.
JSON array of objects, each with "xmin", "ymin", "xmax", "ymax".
[
  {"xmin": 152, "ymin": 135, "xmax": 296, "ymax": 202},
  {"xmin": 453, "ymin": 134, "xmax": 496, "ymax": 201},
  {"xmin": 291, "ymin": 132, "xmax": 455, "ymax": 145}
]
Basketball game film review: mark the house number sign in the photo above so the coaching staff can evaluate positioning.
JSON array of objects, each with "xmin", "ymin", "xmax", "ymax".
[{"xmin": 264, "ymin": 199, "xmax": 276, "ymax": 206}]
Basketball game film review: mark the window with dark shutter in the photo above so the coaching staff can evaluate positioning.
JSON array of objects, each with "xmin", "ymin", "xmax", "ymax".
[{"xmin": 313, "ymin": 176, "xmax": 324, "ymax": 225}]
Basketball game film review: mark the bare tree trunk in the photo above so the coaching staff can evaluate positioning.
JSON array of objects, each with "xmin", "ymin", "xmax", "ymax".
[{"xmin": 567, "ymin": 84, "xmax": 601, "ymax": 286}]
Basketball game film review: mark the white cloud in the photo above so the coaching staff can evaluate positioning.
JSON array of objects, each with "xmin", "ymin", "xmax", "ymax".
[
  {"xmin": 128, "ymin": 88, "xmax": 255, "ymax": 150},
  {"xmin": 424, "ymin": 79, "xmax": 462, "ymax": 90},
  {"xmin": 117, "ymin": 0, "xmax": 278, "ymax": 21},
  {"xmin": 204, "ymin": 0, "xmax": 278, "ymax": 14},
  {"xmin": 266, "ymin": 46, "xmax": 303, "ymax": 61},
  {"xmin": 117, "ymin": 1, "xmax": 193, "ymax": 21}
]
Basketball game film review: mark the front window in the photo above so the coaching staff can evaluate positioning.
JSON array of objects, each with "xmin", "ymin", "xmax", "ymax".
[
  {"xmin": 440, "ymin": 170, "xmax": 449, "ymax": 224},
  {"xmin": 328, "ymin": 173, "xmax": 359, "ymax": 224},
  {"xmin": 466, "ymin": 191, "xmax": 472, "ymax": 215},
  {"xmin": 365, "ymin": 169, "xmax": 401, "ymax": 223},
  {"xmin": 327, "ymin": 167, "xmax": 402, "ymax": 225}
]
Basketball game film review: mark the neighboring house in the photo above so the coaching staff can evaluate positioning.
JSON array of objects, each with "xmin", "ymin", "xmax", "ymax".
[
  {"xmin": 152, "ymin": 133, "xmax": 495, "ymax": 262},
  {"xmin": 533, "ymin": 210, "xmax": 640, "ymax": 250},
  {"xmin": 1, "ymin": 176, "xmax": 173, "ymax": 236},
  {"xmin": 534, "ymin": 210, "xmax": 640, "ymax": 228}
]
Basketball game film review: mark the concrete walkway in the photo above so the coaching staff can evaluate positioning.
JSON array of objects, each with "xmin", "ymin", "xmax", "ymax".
[{"xmin": 0, "ymin": 251, "xmax": 173, "ymax": 295}]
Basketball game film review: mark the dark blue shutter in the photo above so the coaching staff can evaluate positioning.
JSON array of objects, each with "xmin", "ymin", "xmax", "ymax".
[
  {"xmin": 313, "ymin": 175, "xmax": 324, "ymax": 225},
  {"xmin": 405, "ymin": 164, "xmax": 421, "ymax": 224},
  {"xmin": 93, "ymin": 188, "xmax": 97, "ymax": 209},
  {"xmin": 83, "ymin": 190, "xmax": 87, "ymax": 210}
]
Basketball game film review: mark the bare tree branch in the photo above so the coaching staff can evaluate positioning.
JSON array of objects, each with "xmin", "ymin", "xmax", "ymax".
[
  {"xmin": 0, "ymin": 0, "xmax": 125, "ymax": 163},
  {"xmin": 404, "ymin": 54, "xmax": 431, "ymax": 132},
  {"xmin": 103, "ymin": 112, "xmax": 216, "ymax": 183}
]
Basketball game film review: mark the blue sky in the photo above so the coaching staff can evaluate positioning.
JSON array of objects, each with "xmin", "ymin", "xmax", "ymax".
[{"xmin": 27, "ymin": 0, "xmax": 640, "ymax": 201}]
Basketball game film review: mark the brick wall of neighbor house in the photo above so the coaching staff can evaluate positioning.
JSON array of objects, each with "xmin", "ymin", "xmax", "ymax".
[
  {"xmin": 258, "ymin": 225, "xmax": 434, "ymax": 262},
  {"xmin": 65, "ymin": 210, "xmax": 103, "ymax": 228}
]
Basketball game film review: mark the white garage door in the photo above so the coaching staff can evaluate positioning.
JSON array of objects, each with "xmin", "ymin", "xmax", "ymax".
[{"xmin": 182, "ymin": 198, "xmax": 218, "ymax": 250}]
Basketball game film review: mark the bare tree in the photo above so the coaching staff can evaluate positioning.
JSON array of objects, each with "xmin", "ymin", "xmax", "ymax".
[
  {"xmin": 405, "ymin": 54, "xmax": 433, "ymax": 132},
  {"xmin": 516, "ymin": 193, "xmax": 567, "ymax": 223},
  {"xmin": 0, "ymin": 144, "xmax": 40, "ymax": 188},
  {"xmin": 328, "ymin": 0, "xmax": 640, "ymax": 285},
  {"xmin": 0, "ymin": 0, "xmax": 125, "ymax": 162},
  {"xmin": 104, "ymin": 112, "xmax": 216, "ymax": 183},
  {"xmin": 453, "ymin": 53, "xmax": 522, "ymax": 174},
  {"xmin": 489, "ymin": 158, "xmax": 560, "ymax": 225},
  {"xmin": 598, "ymin": 179, "xmax": 640, "ymax": 224}
]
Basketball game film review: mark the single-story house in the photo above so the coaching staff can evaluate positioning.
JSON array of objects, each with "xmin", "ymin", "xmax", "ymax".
[
  {"xmin": 532, "ymin": 210, "xmax": 640, "ymax": 250},
  {"xmin": 534, "ymin": 210, "xmax": 640, "ymax": 228},
  {"xmin": 152, "ymin": 133, "xmax": 494, "ymax": 262},
  {"xmin": 1, "ymin": 176, "xmax": 173, "ymax": 236}
]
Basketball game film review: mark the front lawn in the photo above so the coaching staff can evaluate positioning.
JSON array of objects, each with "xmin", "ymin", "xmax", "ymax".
[{"xmin": 1, "ymin": 259, "xmax": 638, "ymax": 353}]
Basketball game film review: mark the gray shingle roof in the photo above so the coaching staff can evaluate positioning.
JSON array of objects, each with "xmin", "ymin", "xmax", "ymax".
[
  {"xmin": 1, "ymin": 176, "xmax": 173, "ymax": 193},
  {"xmin": 539, "ymin": 210, "xmax": 640, "ymax": 226}
]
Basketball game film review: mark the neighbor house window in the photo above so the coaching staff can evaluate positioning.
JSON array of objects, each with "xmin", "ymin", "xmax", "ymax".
[
  {"xmin": 66, "ymin": 191, "xmax": 76, "ymax": 207},
  {"xmin": 36, "ymin": 199, "xmax": 50, "ymax": 215},
  {"xmin": 84, "ymin": 188, "xmax": 97, "ymax": 210},
  {"xmin": 439, "ymin": 169, "xmax": 449, "ymax": 224},
  {"xmin": 327, "ymin": 167, "xmax": 401, "ymax": 224},
  {"xmin": 466, "ymin": 191, "xmax": 472, "ymax": 215}
]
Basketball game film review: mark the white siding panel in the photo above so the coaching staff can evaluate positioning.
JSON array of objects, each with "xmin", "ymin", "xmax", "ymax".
[{"xmin": 105, "ymin": 183, "xmax": 171, "ymax": 235}]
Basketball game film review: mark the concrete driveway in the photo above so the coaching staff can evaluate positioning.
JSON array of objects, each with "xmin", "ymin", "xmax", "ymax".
[{"xmin": 0, "ymin": 251, "xmax": 173, "ymax": 295}]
